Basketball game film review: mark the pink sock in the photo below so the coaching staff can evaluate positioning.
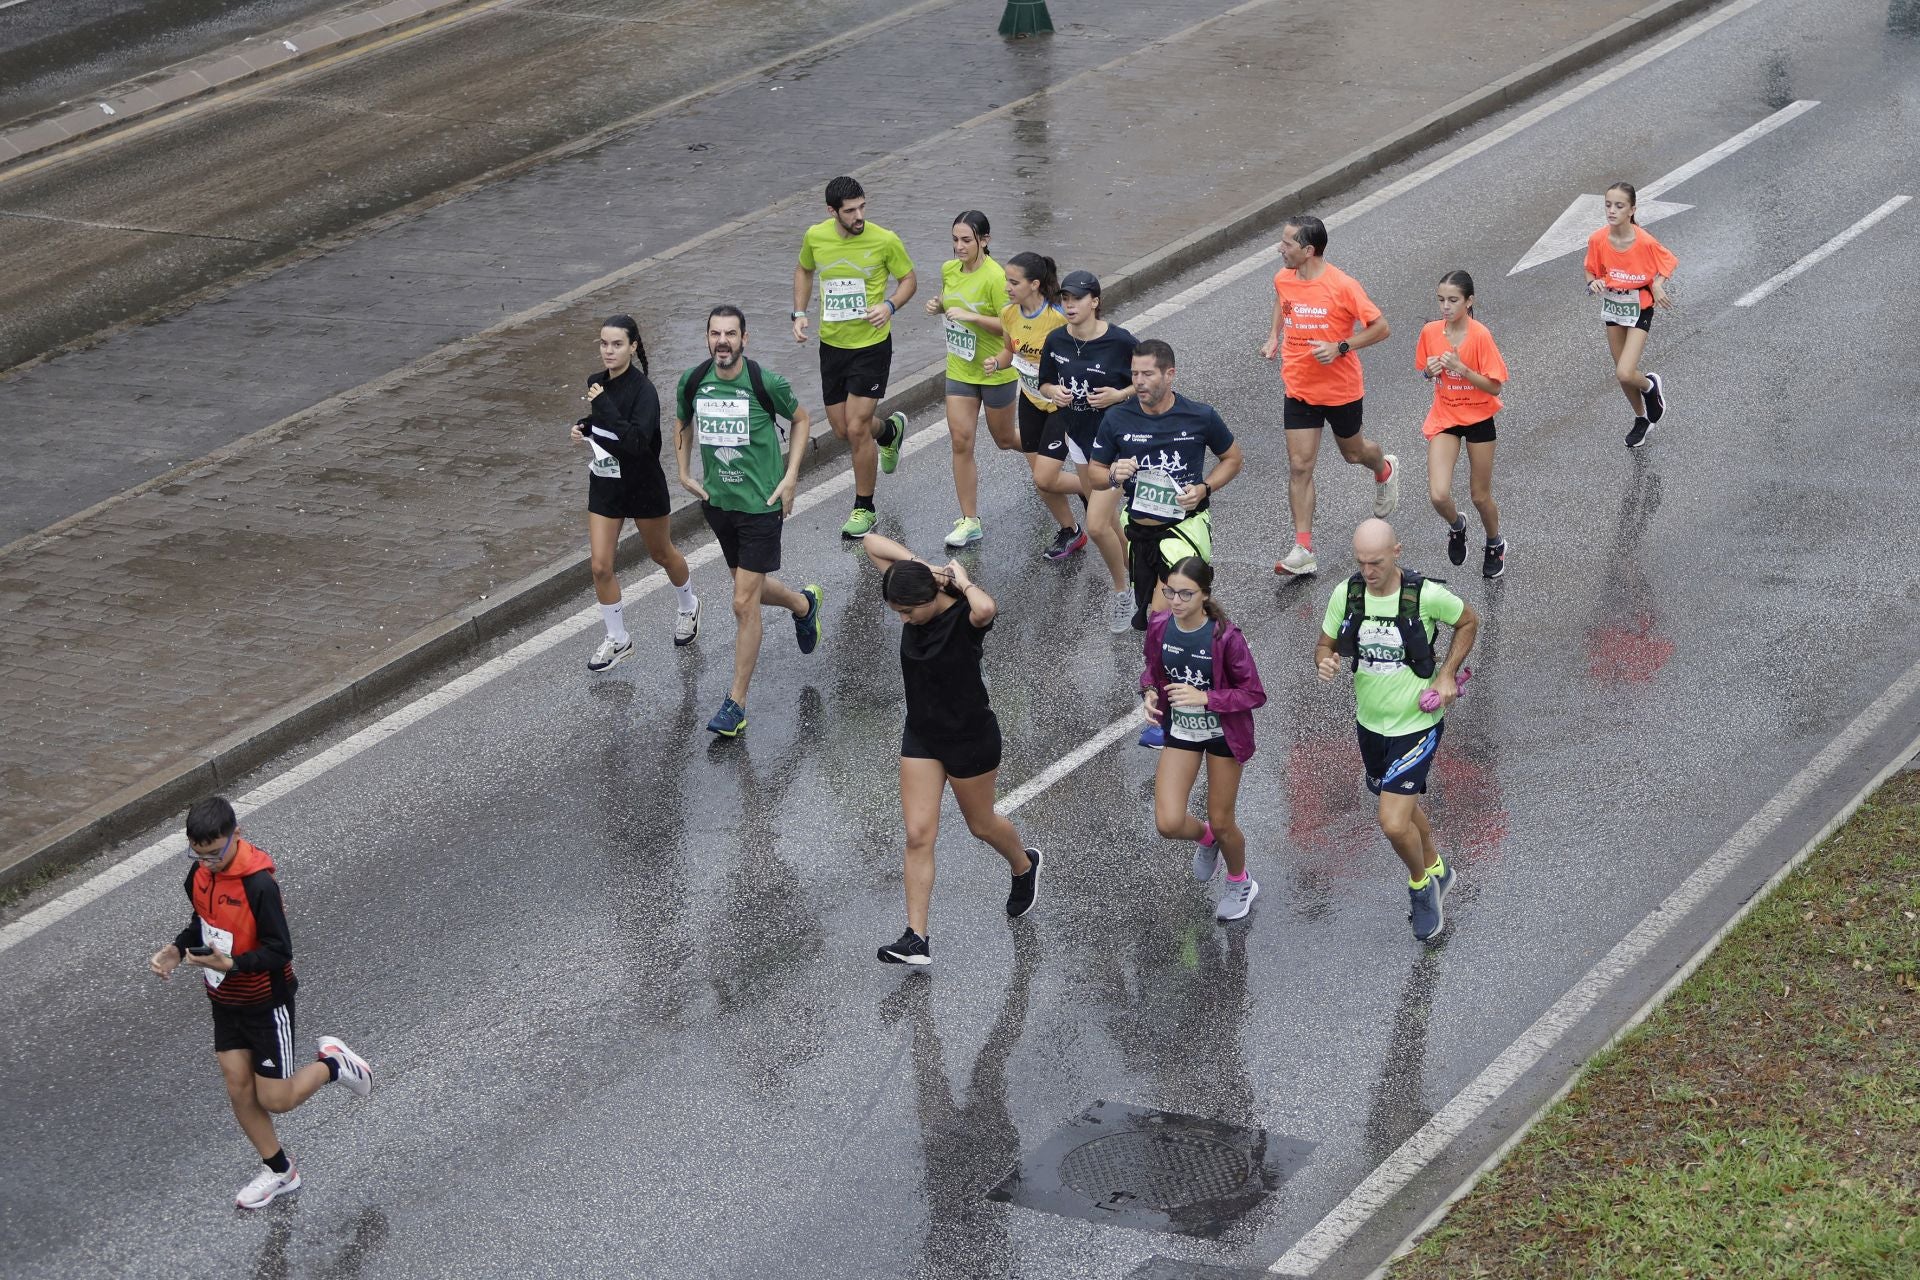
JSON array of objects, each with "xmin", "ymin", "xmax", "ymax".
[
  {"xmin": 1375, "ymin": 458, "xmax": 1393, "ymax": 483},
  {"xmin": 1226, "ymin": 870, "xmax": 1248, "ymax": 883},
  {"xmin": 1200, "ymin": 821, "xmax": 1216, "ymax": 847},
  {"xmin": 1295, "ymin": 531, "xmax": 1312, "ymax": 552}
]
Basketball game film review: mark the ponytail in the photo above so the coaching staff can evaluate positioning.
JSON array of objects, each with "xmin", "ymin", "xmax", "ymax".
[{"xmin": 1009, "ymin": 251, "xmax": 1061, "ymax": 306}]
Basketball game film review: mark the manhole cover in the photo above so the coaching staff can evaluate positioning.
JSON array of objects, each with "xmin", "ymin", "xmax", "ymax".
[
  {"xmin": 989, "ymin": 1100, "xmax": 1316, "ymax": 1238},
  {"xmin": 1060, "ymin": 1130, "xmax": 1253, "ymax": 1210}
]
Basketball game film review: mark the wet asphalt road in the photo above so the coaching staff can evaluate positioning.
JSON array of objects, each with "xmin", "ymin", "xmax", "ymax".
[
  {"xmin": 0, "ymin": 0, "xmax": 354, "ymax": 124},
  {"xmin": 4, "ymin": 1, "xmax": 1920, "ymax": 1276},
  {"xmin": 0, "ymin": 0, "xmax": 1257, "ymax": 536}
]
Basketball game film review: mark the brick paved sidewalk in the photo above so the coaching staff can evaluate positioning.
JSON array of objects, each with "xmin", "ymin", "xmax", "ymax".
[{"xmin": 0, "ymin": 0, "xmax": 1680, "ymax": 881}]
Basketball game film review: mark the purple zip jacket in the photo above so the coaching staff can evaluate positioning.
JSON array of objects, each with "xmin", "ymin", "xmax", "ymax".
[{"xmin": 1139, "ymin": 611, "xmax": 1266, "ymax": 762}]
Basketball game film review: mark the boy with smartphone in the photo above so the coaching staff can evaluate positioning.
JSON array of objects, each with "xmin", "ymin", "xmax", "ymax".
[{"xmin": 148, "ymin": 796, "xmax": 375, "ymax": 1209}]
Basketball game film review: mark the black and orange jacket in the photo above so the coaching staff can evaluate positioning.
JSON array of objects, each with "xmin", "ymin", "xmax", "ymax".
[{"xmin": 172, "ymin": 838, "xmax": 297, "ymax": 1008}]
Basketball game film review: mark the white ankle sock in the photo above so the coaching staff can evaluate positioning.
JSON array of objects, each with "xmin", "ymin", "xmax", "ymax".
[
  {"xmin": 599, "ymin": 601, "xmax": 628, "ymax": 644},
  {"xmin": 675, "ymin": 581, "xmax": 697, "ymax": 612}
]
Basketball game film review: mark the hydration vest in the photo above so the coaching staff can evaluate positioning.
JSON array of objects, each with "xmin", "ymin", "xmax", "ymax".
[{"xmin": 1334, "ymin": 569, "xmax": 1438, "ymax": 678}]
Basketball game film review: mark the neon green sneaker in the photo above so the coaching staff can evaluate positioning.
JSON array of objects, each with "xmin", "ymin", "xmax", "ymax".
[
  {"xmin": 943, "ymin": 516, "xmax": 983, "ymax": 548},
  {"xmin": 840, "ymin": 507, "xmax": 877, "ymax": 539},
  {"xmin": 878, "ymin": 411, "xmax": 906, "ymax": 475}
]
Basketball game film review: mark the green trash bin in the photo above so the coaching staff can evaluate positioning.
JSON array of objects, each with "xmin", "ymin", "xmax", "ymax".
[{"xmin": 999, "ymin": 1, "xmax": 1054, "ymax": 37}]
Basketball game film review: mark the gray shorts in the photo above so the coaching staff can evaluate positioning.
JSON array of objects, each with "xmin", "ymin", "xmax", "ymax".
[{"xmin": 946, "ymin": 378, "xmax": 1019, "ymax": 409}]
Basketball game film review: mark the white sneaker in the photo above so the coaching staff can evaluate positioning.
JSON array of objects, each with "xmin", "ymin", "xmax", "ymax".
[
  {"xmin": 1373, "ymin": 454, "xmax": 1401, "ymax": 518},
  {"xmin": 674, "ymin": 601, "xmax": 700, "ymax": 647},
  {"xmin": 236, "ymin": 1162, "xmax": 300, "ymax": 1210},
  {"xmin": 1191, "ymin": 832, "xmax": 1220, "ymax": 884},
  {"xmin": 587, "ymin": 636, "xmax": 632, "ymax": 672},
  {"xmin": 1274, "ymin": 543, "xmax": 1318, "ymax": 576},
  {"xmin": 1215, "ymin": 876, "xmax": 1260, "ymax": 922},
  {"xmin": 1108, "ymin": 589, "xmax": 1134, "ymax": 634},
  {"xmin": 318, "ymin": 1035, "xmax": 374, "ymax": 1098}
]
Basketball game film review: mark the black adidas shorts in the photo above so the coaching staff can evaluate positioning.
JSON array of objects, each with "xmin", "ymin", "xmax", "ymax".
[{"xmin": 211, "ymin": 997, "xmax": 298, "ymax": 1080}]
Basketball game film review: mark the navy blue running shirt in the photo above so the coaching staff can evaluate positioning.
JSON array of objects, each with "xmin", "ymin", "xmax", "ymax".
[{"xmin": 1091, "ymin": 392, "xmax": 1234, "ymax": 520}]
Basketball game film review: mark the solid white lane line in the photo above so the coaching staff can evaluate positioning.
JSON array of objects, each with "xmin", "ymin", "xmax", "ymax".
[
  {"xmin": 1734, "ymin": 195, "xmax": 1912, "ymax": 307},
  {"xmin": 1640, "ymin": 98, "xmax": 1817, "ymax": 198},
  {"xmin": 1270, "ymin": 656, "xmax": 1920, "ymax": 1276},
  {"xmin": 1126, "ymin": 0, "xmax": 1775, "ymax": 333},
  {"xmin": 0, "ymin": 0, "xmax": 1775, "ymax": 954}
]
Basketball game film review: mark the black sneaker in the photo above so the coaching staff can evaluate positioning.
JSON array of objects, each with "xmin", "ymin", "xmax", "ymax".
[
  {"xmin": 877, "ymin": 927, "xmax": 931, "ymax": 966},
  {"xmin": 1482, "ymin": 539, "xmax": 1506, "ymax": 580},
  {"xmin": 1007, "ymin": 848, "xmax": 1042, "ymax": 918},
  {"xmin": 1446, "ymin": 518, "xmax": 1467, "ymax": 567},
  {"xmin": 1043, "ymin": 525, "xmax": 1087, "ymax": 561},
  {"xmin": 1625, "ymin": 416, "xmax": 1652, "ymax": 449},
  {"xmin": 1642, "ymin": 372, "xmax": 1665, "ymax": 424}
]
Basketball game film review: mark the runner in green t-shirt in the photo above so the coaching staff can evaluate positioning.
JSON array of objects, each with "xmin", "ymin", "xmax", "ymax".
[
  {"xmin": 792, "ymin": 176, "xmax": 917, "ymax": 540},
  {"xmin": 1315, "ymin": 517, "xmax": 1478, "ymax": 943},
  {"xmin": 923, "ymin": 211, "xmax": 1020, "ymax": 550},
  {"xmin": 673, "ymin": 306, "xmax": 825, "ymax": 739}
]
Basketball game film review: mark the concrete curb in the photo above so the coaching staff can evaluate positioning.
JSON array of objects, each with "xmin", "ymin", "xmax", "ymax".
[
  {"xmin": 1, "ymin": 0, "xmax": 1726, "ymax": 896},
  {"xmin": 0, "ymin": 0, "xmax": 490, "ymax": 168}
]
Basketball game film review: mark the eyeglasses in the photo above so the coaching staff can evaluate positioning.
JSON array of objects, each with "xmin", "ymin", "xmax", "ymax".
[
  {"xmin": 189, "ymin": 830, "xmax": 236, "ymax": 863},
  {"xmin": 1163, "ymin": 588, "xmax": 1201, "ymax": 602}
]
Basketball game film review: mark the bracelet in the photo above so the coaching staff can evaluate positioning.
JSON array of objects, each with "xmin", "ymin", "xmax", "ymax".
[{"xmin": 883, "ymin": 298, "xmax": 897, "ymax": 315}]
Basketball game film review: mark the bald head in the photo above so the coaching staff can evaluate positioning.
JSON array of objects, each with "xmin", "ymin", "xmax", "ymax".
[{"xmin": 1353, "ymin": 518, "xmax": 1401, "ymax": 590}]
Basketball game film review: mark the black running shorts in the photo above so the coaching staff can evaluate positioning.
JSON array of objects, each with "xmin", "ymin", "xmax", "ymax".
[
  {"xmin": 702, "ymin": 503, "xmax": 783, "ymax": 574},
  {"xmin": 1283, "ymin": 395, "xmax": 1365, "ymax": 439},
  {"xmin": 211, "ymin": 997, "xmax": 298, "ymax": 1080},
  {"xmin": 819, "ymin": 337, "xmax": 892, "ymax": 406},
  {"xmin": 1440, "ymin": 418, "xmax": 1497, "ymax": 444},
  {"xmin": 1356, "ymin": 720, "xmax": 1445, "ymax": 796},
  {"xmin": 587, "ymin": 455, "xmax": 672, "ymax": 520},
  {"xmin": 901, "ymin": 722, "xmax": 1002, "ymax": 781}
]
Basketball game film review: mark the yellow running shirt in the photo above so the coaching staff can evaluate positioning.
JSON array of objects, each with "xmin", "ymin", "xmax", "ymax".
[
  {"xmin": 938, "ymin": 257, "xmax": 1017, "ymax": 386},
  {"xmin": 998, "ymin": 300, "xmax": 1067, "ymax": 410},
  {"xmin": 798, "ymin": 218, "xmax": 914, "ymax": 351}
]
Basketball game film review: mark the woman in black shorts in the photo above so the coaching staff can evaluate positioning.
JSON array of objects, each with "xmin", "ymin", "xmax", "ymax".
[
  {"xmin": 570, "ymin": 314, "xmax": 699, "ymax": 672},
  {"xmin": 1139, "ymin": 557, "xmax": 1266, "ymax": 922},
  {"xmin": 862, "ymin": 533, "xmax": 1042, "ymax": 966}
]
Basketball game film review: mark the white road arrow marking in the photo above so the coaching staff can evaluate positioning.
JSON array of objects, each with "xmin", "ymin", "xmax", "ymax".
[{"xmin": 1508, "ymin": 99, "xmax": 1819, "ymax": 275}]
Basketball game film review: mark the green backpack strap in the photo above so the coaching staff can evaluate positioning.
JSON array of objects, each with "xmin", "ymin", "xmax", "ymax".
[{"xmin": 1340, "ymin": 572, "xmax": 1367, "ymax": 669}]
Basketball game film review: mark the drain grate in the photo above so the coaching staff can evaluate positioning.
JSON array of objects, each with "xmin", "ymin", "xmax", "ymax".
[
  {"xmin": 989, "ymin": 1100, "xmax": 1315, "ymax": 1238},
  {"xmin": 1060, "ymin": 1130, "xmax": 1253, "ymax": 1211}
]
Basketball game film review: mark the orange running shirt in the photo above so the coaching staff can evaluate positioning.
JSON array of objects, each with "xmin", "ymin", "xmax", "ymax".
[
  {"xmin": 1414, "ymin": 318, "xmax": 1507, "ymax": 438},
  {"xmin": 1272, "ymin": 263, "xmax": 1382, "ymax": 406},
  {"xmin": 1583, "ymin": 226, "xmax": 1678, "ymax": 308}
]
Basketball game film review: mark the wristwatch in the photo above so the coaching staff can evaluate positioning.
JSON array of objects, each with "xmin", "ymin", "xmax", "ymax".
[
  {"xmin": 1337, "ymin": 340, "xmax": 1351, "ymax": 356},
  {"xmin": 791, "ymin": 310, "xmax": 808, "ymax": 320}
]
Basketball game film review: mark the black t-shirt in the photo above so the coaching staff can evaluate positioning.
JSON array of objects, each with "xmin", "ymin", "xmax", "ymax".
[
  {"xmin": 1040, "ymin": 322, "xmax": 1138, "ymax": 445},
  {"xmin": 901, "ymin": 598, "xmax": 996, "ymax": 742},
  {"xmin": 581, "ymin": 363, "xmax": 662, "ymax": 462}
]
